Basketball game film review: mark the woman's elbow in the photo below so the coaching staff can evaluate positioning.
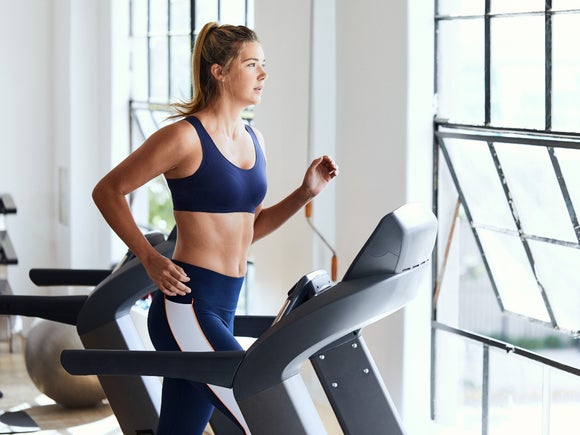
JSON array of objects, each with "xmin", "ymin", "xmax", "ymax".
[{"xmin": 92, "ymin": 179, "xmax": 114, "ymax": 210}]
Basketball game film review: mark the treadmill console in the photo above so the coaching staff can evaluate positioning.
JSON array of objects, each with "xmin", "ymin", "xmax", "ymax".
[{"xmin": 272, "ymin": 270, "xmax": 332, "ymax": 324}]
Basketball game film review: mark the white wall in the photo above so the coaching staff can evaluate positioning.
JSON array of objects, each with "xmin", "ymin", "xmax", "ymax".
[
  {"xmin": 252, "ymin": 0, "xmax": 323, "ymax": 312},
  {"xmin": 254, "ymin": 0, "xmax": 435, "ymax": 430},
  {"xmin": 0, "ymin": 0, "xmax": 56, "ymax": 299},
  {"xmin": 1, "ymin": 0, "xmax": 116, "ymax": 301}
]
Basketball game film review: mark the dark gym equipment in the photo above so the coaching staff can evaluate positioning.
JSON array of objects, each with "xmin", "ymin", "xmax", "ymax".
[
  {"xmin": 62, "ymin": 203, "xmax": 438, "ymax": 435},
  {"xmin": 0, "ymin": 231, "xmax": 169, "ymax": 434},
  {"xmin": 0, "ymin": 194, "xmax": 41, "ymax": 433}
]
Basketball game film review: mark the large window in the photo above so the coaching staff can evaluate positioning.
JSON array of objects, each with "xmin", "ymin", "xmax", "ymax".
[
  {"xmin": 127, "ymin": 0, "xmax": 254, "ymax": 235},
  {"xmin": 124, "ymin": 0, "xmax": 254, "ymax": 311},
  {"xmin": 433, "ymin": 2, "xmax": 580, "ymax": 434}
]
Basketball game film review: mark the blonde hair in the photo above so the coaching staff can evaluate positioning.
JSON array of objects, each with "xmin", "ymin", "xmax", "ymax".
[{"xmin": 171, "ymin": 22, "xmax": 259, "ymax": 118}]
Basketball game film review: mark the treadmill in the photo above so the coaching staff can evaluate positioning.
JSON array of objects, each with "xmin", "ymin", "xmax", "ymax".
[
  {"xmin": 62, "ymin": 202, "xmax": 438, "ymax": 435},
  {"xmin": 0, "ymin": 231, "xmax": 170, "ymax": 434}
]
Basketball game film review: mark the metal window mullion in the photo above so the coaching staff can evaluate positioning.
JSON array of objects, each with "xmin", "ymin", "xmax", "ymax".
[
  {"xmin": 190, "ymin": 0, "xmax": 196, "ymax": 98},
  {"xmin": 484, "ymin": 0, "xmax": 491, "ymax": 125},
  {"xmin": 482, "ymin": 344, "xmax": 490, "ymax": 435},
  {"xmin": 431, "ymin": 4, "xmax": 440, "ymax": 418},
  {"xmin": 487, "ymin": 142, "xmax": 558, "ymax": 328},
  {"xmin": 436, "ymin": 119, "xmax": 580, "ymax": 141},
  {"xmin": 430, "ymin": 121, "xmax": 440, "ymax": 423},
  {"xmin": 167, "ymin": 0, "xmax": 172, "ymax": 102},
  {"xmin": 437, "ymin": 137, "xmax": 505, "ymax": 311},
  {"xmin": 433, "ymin": 0, "xmax": 440, "ymax": 99},
  {"xmin": 432, "ymin": 124, "xmax": 440, "ymax": 319},
  {"xmin": 546, "ymin": 1, "xmax": 553, "ymax": 130},
  {"xmin": 430, "ymin": 326, "xmax": 437, "ymax": 421},
  {"xmin": 472, "ymin": 222, "xmax": 579, "ymax": 248},
  {"xmin": 147, "ymin": 0, "xmax": 152, "ymax": 102},
  {"xmin": 547, "ymin": 148, "xmax": 580, "ymax": 243},
  {"xmin": 436, "ymin": 129, "xmax": 580, "ymax": 150},
  {"xmin": 434, "ymin": 321, "xmax": 580, "ymax": 375}
]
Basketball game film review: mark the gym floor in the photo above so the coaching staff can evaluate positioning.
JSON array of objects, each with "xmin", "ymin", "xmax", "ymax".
[
  {"xmin": 0, "ymin": 348, "xmax": 121, "ymax": 434},
  {"xmin": 0, "ymin": 344, "xmax": 219, "ymax": 435},
  {"xmin": 1, "ymin": 339, "xmax": 338, "ymax": 435}
]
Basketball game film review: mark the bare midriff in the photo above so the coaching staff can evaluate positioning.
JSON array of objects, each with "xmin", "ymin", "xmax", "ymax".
[{"xmin": 171, "ymin": 211, "xmax": 254, "ymax": 278}]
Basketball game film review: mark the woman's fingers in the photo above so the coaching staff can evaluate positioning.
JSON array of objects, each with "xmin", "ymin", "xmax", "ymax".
[{"xmin": 156, "ymin": 261, "xmax": 191, "ymax": 296}]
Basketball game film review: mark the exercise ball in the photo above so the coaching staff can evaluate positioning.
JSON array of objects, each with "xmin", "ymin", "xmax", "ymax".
[{"xmin": 25, "ymin": 319, "xmax": 106, "ymax": 408}]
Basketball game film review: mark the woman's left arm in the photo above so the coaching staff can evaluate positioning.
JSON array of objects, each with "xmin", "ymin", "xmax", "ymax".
[{"xmin": 252, "ymin": 155, "xmax": 339, "ymax": 243}]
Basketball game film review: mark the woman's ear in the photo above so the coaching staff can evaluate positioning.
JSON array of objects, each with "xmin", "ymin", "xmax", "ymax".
[{"xmin": 210, "ymin": 63, "xmax": 225, "ymax": 82}]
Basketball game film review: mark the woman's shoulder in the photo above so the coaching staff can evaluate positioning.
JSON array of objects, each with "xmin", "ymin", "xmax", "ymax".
[
  {"xmin": 246, "ymin": 123, "xmax": 265, "ymax": 149},
  {"xmin": 151, "ymin": 117, "xmax": 200, "ymax": 146}
]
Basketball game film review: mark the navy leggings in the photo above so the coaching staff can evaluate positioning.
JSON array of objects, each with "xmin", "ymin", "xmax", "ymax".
[{"xmin": 147, "ymin": 260, "xmax": 250, "ymax": 435}]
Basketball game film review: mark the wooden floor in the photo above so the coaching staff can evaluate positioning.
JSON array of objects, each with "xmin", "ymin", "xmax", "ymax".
[{"xmin": 0, "ymin": 345, "xmax": 121, "ymax": 434}]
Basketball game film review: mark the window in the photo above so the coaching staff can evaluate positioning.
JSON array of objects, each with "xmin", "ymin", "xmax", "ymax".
[
  {"xmin": 125, "ymin": 0, "xmax": 254, "ymax": 312},
  {"xmin": 433, "ymin": 2, "xmax": 580, "ymax": 434},
  {"xmin": 127, "ymin": 0, "xmax": 254, "ymax": 235}
]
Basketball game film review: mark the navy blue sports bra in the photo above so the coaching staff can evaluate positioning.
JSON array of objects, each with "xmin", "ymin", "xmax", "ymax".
[{"xmin": 166, "ymin": 116, "xmax": 267, "ymax": 214}]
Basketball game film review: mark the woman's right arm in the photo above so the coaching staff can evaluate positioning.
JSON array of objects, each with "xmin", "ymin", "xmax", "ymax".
[{"xmin": 92, "ymin": 122, "xmax": 192, "ymax": 296}]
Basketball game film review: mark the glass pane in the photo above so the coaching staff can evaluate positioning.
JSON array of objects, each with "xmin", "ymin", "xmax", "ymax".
[
  {"xmin": 552, "ymin": 1, "xmax": 580, "ymax": 11},
  {"xmin": 494, "ymin": 142, "xmax": 577, "ymax": 242},
  {"xmin": 133, "ymin": 109, "xmax": 158, "ymax": 140},
  {"xmin": 220, "ymin": 0, "xmax": 247, "ymax": 25},
  {"xmin": 490, "ymin": 16, "xmax": 545, "ymax": 129},
  {"xmin": 550, "ymin": 369, "xmax": 580, "ymax": 435},
  {"xmin": 245, "ymin": 0, "xmax": 254, "ymax": 28},
  {"xmin": 196, "ymin": 0, "xmax": 219, "ymax": 31},
  {"xmin": 150, "ymin": 36, "xmax": 169, "ymax": 102},
  {"xmin": 152, "ymin": 110, "xmax": 173, "ymax": 129},
  {"xmin": 552, "ymin": 13, "xmax": 580, "ymax": 132},
  {"xmin": 437, "ymin": 0, "xmax": 483, "ymax": 16},
  {"xmin": 488, "ymin": 348, "xmax": 544, "ymax": 435},
  {"xmin": 170, "ymin": 0, "xmax": 191, "ymax": 34},
  {"xmin": 150, "ymin": 0, "xmax": 169, "ymax": 34},
  {"xmin": 491, "ymin": 0, "xmax": 545, "ymax": 14},
  {"xmin": 477, "ymin": 229, "xmax": 550, "ymax": 323},
  {"xmin": 131, "ymin": 37, "xmax": 149, "ymax": 101},
  {"xmin": 131, "ymin": 0, "xmax": 148, "ymax": 36},
  {"xmin": 554, "ymin": 147, "xmax": 580, "ymax": 215},
  {"xmin": 170, "ymin": 35, "xmax": 192, "ymax": 101},
  {"xmin": 529, "ymin": 240, "xmax": 580, "ymax": 333},
  {"xmin": 443, "ymin": 138, "xmax": 517, "ymax": 230},
  {"xmin": 433, "ymin": 330, "xmax": 482, "ymax": 435},
  {"xmin": 437, "ymin": 19, "xmax": 485, "ymax": 124}
]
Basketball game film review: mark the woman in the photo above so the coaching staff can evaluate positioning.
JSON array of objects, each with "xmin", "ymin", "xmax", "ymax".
[{"xmin": 92, "ymin": 22, "xmax": 338, "ymax": 434}]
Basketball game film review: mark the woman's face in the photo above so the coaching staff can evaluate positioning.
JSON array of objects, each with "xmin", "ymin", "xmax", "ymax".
[{"xmin": 222, "ymin": 41, "xmax": 267, "ymax": 107}]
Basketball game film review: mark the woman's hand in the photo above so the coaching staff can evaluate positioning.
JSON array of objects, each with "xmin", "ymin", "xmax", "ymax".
[
  {"xmin": 143, "ymin": 253, "xmax": 191, "ymax": 296},
  {"xmin": 302, "ymin": 155, "xmax": 339, "ymax": 199}
]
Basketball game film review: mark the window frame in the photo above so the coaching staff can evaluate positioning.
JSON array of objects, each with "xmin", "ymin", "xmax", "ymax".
[{"xmin": 432, "ymin": 1, "xmax": 580, "ymax": 431}]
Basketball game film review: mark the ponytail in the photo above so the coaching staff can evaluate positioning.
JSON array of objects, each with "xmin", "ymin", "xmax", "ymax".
[{"xmin": 170, "ymin": 22, "xmax": 259, "ymax": 118}]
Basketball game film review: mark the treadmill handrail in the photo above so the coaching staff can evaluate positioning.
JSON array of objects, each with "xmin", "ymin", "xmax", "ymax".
[
  {"xmin": 76, "ymin": 239, "xmax": 175, "ymax": 336},
  {"xmin": 0, "ymin": 194, "xmax": 17, "ymax": 214},
  {"xmin": 61, "ymin": 349, "xmax": 245, "ymax": 387},
  {"xmin": 29, "ymin": 268, "xmax": 111, "ymax": 287},
  {"xmin": 0, "ymin": 295, "xmax": 88, "ymax": 325}
]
